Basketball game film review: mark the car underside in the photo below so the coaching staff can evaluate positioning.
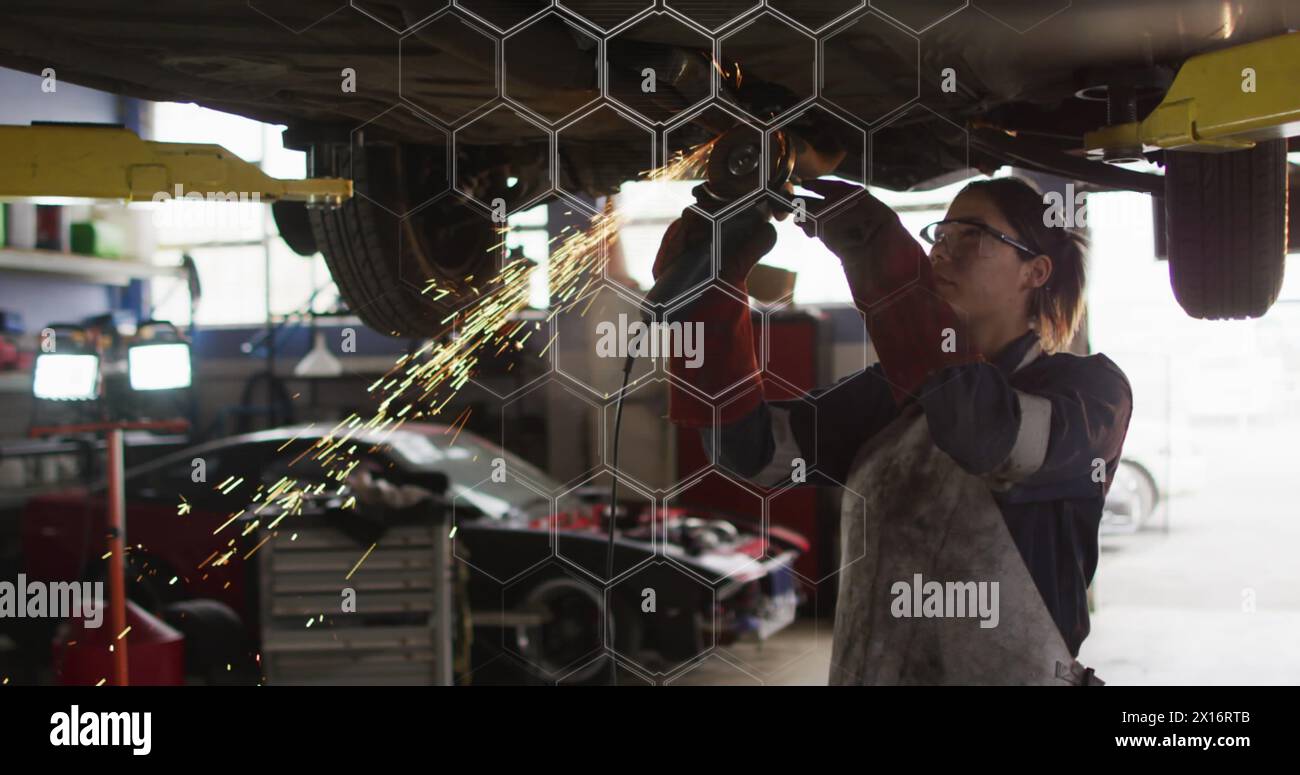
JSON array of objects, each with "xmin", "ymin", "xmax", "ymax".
[{"xmin": 1, "ymin": 0, "xmax": 1296, "ymax": 333}]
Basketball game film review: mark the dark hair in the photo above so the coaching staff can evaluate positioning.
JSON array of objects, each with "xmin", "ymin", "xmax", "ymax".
[{"xmin": 957, "ymin": 176, "xmax": 1089, "ymax": 354}]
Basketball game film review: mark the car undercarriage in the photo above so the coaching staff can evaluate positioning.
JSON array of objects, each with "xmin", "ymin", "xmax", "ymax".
[{"xmin": 1, "ymin": 0, "xmax": 1296, "ymax": 330}]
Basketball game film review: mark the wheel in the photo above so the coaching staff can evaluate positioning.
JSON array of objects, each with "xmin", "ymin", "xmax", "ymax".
[
  {"xmin": 159, "ymin": 599, "xmax": 258, "ymax": 685},
  {"xmin": 83, "ymin": 552, "xmax": 186, "ymax": 614},
  {"xmin": 271, "ymin": 200, "xmax": 317, "ymax": 257},
  {"xmin": 1164, "ymin": 139, "xmax": 1289, "ymax": 319},
  {"xmin": 513, "ymin": 577, "xmax": 641, "ymax": 684},
  {"xmin": 308, "ymin": 142, "xmax": 506, "ymax": 337},
  {"xmin": 1103, "ymin": 459, "xmax": 1159, "ymax": 532}
]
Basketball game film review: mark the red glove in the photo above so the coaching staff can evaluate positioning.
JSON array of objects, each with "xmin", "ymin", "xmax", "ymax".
[
  {"xmin": 800, "ymin": 179, "xmax": 982, "ymax": 403},
  {"xmin": 652, "ymin": 204, "xmax": 777, "ymax": 427}
]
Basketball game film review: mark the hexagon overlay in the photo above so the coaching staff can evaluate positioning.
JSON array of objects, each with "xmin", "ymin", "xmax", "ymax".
[
  {"xmin": 605, "ymin": 12, "xmax": 713, "ymax": 127},
  {"xmin": 603, "ymin": 169, "xmax": 702, "ymax": 290},
  {"xmin": 552, "ymin": 281, "xmax": 657, "ymax": 400},
  {"xmin": 767, "ymin": 0, "xmax": 863, "ymax": 33},
  {"xmin": 717, "ymin": 573, "xmax": 823, "ymax": 682},
  {"xmin": 502, "ymin": 377, "xmax": 604, "ymax": 493},
  {"xmin": 765, "ymin": 299, "xmax": 870, "ymax": 397},
  {"xmin": 821, "ymin": 10, "xmax": 919, "ymax": 126},
  {"xmin": 294, "ymin": 9, "xmax": 401, "ymax": 126},
  {"xmin": 973, "ymin": 0, "xmax": 1070, "ymax": 34},
  {"xmin": 868, "ymin": 102, "xmax": 970, "ymax": 189},
  {"xmin": 662, "ymin": 470, "xmax": 765, "ymax": 582},
  {"xmin": 558, "ymin": 653, "xmax": 654, "ymax": 684},
  {"xmin": 456, "ymin": 323, "xmax": 553, "ymax": 407},
  {"xmin": 401, "ymin": 12, "xmax": 498, "ymax": 125},
  {"xmin": 663, "ymin": 103, "xmax": 763, "ymax": 217},
  {"xmin": 604, "ymin": 377, "xmax": 709, "ymax": 493},
  {"xmin": 397, "ymin": 191, "xmax": 501, "ymax": 297},
  {"xmin": 666, "ymin": 654, "xmax": 762, "ymax": 684},
  {"xmin": 715, "ymin": 382, "xmax": 816, "ymax": 480},
  {"xmin": 351, "ymin": 104, "xmax": 449, "ymax": 217},
  {"xmin": 608, "ymin": 560, "xmax": 713, "ymax": 675},
  {"xmin": 917, "ymin": 9, "xmax": 1018, "ymax": 108},
  {"xmin": 454, "ymin": 105, "xmax": 553, "ymax": 215},
  {"xmin": 863, "ymin": 282, "xmax": 976, "ymax": 403},
  {"xmin": 717, "ymin": 197, "xmax": 789, "ymax": 302},
  {"xmin": 352, "ymin": 0, "xmax": 449, "ymax": 33},
  {"xmin": 718, "ymin": 12, "xmax": 816, "ymax": 125},
  {"xmin": 248, "ymin": 1, "xmax": 348, "ymax": 34},
  {"xmin": 767, "ymin": 104, "xmax": 867, "ymax": 207},
  {"xmin": 869, "ymin": 1, "xmax": 967, "ymax": 34},
  {"xmin": 503, "ymin": 562, "xmax": 606, "ymax": 680},
  {"xmin": 556, "ymin": 469, "xmax": 656, "ymax": 583},
  {"xmin": 451, "ymin": 467, "xmax": 554, "ymax": 584},
  {"xmin": 662, "ymin": 283, "xmax": 763, "ymax": 400},
  {"xmin": 665, "ymin": 0, "xmax": 759, "ymax": 32},
  {"xmin": 768, "ymin": 475, "xmax": 867, "ymax": 585},
  {"xmin": 556, "ymin": 104, "xmax": 653, "ymax": 204},
  {"xmin": 504, "ymin": 12, "xmax": 602, "ymax": 125},
  {"xmin": 812, "ymin": 192, "xmax": 921, "ymax": 310},
  {"xmin": 559, "ymin": 1, "xmax": 652, "ymax": 32},
  {"xmin": 456, "ymin": 0, "xmax": 550, "ymax": 33}
]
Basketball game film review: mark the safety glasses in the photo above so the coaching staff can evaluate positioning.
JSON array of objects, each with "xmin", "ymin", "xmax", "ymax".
[{"xmin": 919, "ymin": 218, "xmax": 1038, "ymax": 258}]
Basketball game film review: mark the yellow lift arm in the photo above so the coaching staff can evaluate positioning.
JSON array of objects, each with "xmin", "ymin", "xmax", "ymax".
[
  {"xmin": 0, "ymin": 123, "xmax": 351, "ymax": 204},
  {"xmin": 1085, "ymin": 31, "xmax": 1300, "ymax": 153}
]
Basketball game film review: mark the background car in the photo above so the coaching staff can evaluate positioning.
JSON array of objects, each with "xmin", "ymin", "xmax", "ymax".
[{"xmin": 1101, "ymin": 458, "xmax": 1161, "ymax": 535}]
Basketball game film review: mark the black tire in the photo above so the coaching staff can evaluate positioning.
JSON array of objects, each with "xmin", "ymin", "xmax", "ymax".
[
  {"xmin": 1126, "ymin": 461, "xmax": 1159, "ymax": 529},
  {"xmin": 308, "ymin": 143, "xmax": 502, "ymax": 337},
  {"xmin": 1164, "ymin": 139, "xmax": 1289, "ymax": 319},
  {"xmin": 513, "ymin": 577, "xmax": 606, "ymax": 682},
  {"xmin": 510, "ymin": 576, "xmax": 646, "ymax": 684},
  {"xmin": 159, "ymin": 599, "xmax": 257, "ymax": 685},
  {"xmin": 271, "ymin": 200, "xmax": 318, "ymax": 257},
  {"xmin": 1108, "ymin": 459, "xmax": 1159, "ymax": 530},
  {"xmin": 82, "ymin": 552, "xmax": 185, "ymax": 614}
]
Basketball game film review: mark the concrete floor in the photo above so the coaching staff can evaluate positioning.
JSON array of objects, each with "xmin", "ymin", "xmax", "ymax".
[
  {"xmin": 674, "ymin": 415, "xmax": 1300, "ymax": 686},
  {"xmin": 1080, "ymin": 416, "xmax": 1300, "ymax": 685},
  {"xmin": 665, "ymin": 620, "xmax": 831, "ymax": 685}
]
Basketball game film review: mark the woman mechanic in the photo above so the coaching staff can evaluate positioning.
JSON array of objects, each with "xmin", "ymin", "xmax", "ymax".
[{"xmin": 653, "ymin": 175, "xmax": 1132, "ymax": 685}]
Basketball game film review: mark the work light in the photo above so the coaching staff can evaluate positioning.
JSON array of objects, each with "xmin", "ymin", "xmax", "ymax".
[
  {"xmin": 127, "ymin": 341, "xmax": 192, "ymax": 391},
  {"xmin": 32, "ymin": 352, "xmax": 100, "ymax": 400}
]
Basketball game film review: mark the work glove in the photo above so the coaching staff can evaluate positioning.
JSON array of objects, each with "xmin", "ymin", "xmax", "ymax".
[
  {"xmin": 651, "ymin": 202, "xmax": 778, "ymax": 287},
  {"xmin": 652, "ymin": 200, "xmax": 778, "ymax": 427},
  {"xmin": 798, "ymin": 178, "xmax": 982, "ymax": 404}
]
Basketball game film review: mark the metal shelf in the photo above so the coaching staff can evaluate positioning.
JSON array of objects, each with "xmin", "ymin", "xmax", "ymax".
[{"xmin": 0, "ymin": 247, "xmax": 182, "ymax": 285}]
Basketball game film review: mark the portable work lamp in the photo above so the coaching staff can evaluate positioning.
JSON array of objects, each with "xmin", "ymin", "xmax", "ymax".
[
  {"xmin": 31, "ymin": 323, "xmax": 100, "ymax": 402},
  {"xmin": 32, "ymin": 352, "xmax": 100, "ymax": 400},
  {"xmin": 128, "ymin": 322, "xmax": 192, "ymax": 391}
]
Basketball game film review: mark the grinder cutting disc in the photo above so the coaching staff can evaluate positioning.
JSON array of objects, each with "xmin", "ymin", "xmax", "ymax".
[{"xmin": 700, "ymin": 126, "xmax": 795, "ymax": 206}]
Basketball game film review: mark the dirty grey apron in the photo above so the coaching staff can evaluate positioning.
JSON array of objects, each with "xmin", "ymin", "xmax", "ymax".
[{"xmin": 828, "ymin": 349, "xmax": 1101, "ymax": 686}]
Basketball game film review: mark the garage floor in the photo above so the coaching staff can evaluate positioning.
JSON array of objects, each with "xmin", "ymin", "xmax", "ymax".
[
  {"xmin": 1080, "ymin": 415, "xmax": 1300, "ymax": 685},
  {"xmin": 666, "ymin": 620, "xmax": 830, "ymax": 685},
  {"xmin": 675, "ymin": 414, "xmax": 1300, "ymax": 686}
]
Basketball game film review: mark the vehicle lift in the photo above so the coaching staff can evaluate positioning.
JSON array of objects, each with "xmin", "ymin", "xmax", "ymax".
[
  {"xmin": 0, "ymin": 122, "xmax": 351, "ymax": 203},
  {"xmin": 1084, "ymin": 31, "xmax": 1300, "ymax": 155}
]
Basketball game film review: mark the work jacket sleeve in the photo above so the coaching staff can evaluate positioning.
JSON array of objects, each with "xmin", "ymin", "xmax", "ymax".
[
  {"xmin": 701, "ymin": 364, "xmax": 900, "ymax": 489},
  {"xmin": 916, "ymin": 354, "xmax": 1133, "ymax": 499}
]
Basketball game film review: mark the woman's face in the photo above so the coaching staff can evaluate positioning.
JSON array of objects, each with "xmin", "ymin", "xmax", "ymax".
[{"xmin": 928, "ymin": 191, "xmax": 1047, "ymax": 325}]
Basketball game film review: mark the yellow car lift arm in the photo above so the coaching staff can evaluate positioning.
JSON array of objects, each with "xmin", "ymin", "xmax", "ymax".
[
  {"xmin": 1085, "ymin": 31, "xmax": 1300, "ymax": 153},
  {"xmin": 0, "ymin": 123, "xmax": 351, "ymax": 204}
]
